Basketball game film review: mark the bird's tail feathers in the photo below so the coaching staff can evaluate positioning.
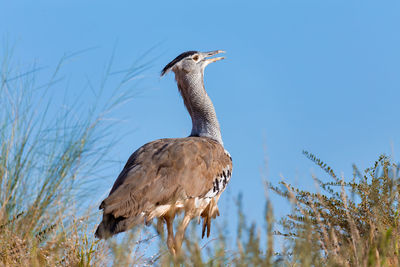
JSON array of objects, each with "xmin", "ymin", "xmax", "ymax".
[{"xmin": 95, "ymin": 214, "xmax": 144, "ymax": 239}]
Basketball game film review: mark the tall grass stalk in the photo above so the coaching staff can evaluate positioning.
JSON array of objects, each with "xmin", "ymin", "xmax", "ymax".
[{"xmin": 0, "ymin": 45, "xmax": 148, "ymax": 266}]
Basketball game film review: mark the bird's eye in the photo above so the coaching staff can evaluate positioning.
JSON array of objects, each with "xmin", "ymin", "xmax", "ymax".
[{"xmin": 192, "ymin": 55, "xmax": 199, "ymax": 61}]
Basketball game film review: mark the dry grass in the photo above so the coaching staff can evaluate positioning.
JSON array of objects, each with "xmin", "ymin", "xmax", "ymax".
[{"xmin": 0, "ymin": 45, "xmax": 151, "ymax": 266}]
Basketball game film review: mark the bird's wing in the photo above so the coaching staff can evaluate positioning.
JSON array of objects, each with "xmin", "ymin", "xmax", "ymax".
[{"xmin": 99, "ymin": 137, "xmax": 232, "ymax": 220}]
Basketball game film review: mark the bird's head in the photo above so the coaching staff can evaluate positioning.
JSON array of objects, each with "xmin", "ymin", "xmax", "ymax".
[{"xmin": 161, "ymin": 50, "xmax": 225, "ymax": 77}]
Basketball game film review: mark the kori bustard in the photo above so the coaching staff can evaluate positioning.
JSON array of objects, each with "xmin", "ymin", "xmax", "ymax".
[{"xmin": 95, "ymin": 50, "xmax": 232, "ymax": 256}]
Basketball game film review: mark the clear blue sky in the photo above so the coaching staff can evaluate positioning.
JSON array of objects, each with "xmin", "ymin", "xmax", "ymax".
[{"xmin": 2, "ymin": 0, "xmax": 400, "ymax": 240}]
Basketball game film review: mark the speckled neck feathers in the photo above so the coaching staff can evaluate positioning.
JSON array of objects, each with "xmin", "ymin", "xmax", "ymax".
[{"xmin": 174, "ymin": 71, "xmax": 223, "ymax": 145}]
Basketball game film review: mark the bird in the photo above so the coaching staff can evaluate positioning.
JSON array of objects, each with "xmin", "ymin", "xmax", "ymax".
[{"xmin": 95, "ymin": 50, "xmax": 233, "ymax": 256}]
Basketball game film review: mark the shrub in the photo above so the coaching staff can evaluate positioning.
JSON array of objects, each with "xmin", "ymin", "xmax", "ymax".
[{"xmin": 270, "ymin": 152, "xmax": 400, "ymax": 266}]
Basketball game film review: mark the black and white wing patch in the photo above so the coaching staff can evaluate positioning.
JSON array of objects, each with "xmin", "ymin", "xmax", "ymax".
[{"xmin": 204, "ymin": 164, "xmax": 232, "ymax": 198}]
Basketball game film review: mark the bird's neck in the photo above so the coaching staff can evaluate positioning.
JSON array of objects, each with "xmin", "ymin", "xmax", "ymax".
[{"xmin": 175, "ymin": 72, "xmax": 223, "ymax": 145}]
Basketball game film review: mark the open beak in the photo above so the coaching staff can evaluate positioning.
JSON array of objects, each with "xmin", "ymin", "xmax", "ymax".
[{"xmin": 202, "ymin": 50, "xmax": 226, "ymax": 65}]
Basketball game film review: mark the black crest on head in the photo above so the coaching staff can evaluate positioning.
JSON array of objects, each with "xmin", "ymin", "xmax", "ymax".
[{"xmin": 161, "ymin": 51, "xmax": 198, "ymax": 76}]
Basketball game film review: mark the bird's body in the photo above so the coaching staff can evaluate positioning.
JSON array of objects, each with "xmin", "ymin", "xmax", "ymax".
[{"xmin": 96, "ymin": 50, "xmax": 232, "ymax": 255}]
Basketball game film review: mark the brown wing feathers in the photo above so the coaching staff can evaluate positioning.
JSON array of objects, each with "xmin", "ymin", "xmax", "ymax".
[{"xmin": 96, "ymin": 137, "xmax": 232, "ymax": 239}]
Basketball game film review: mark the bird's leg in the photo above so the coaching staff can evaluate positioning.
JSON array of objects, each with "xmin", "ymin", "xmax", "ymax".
[
  {"xmin": 164, "ymin": 215, "xmax": 176, "ymax": 256},
  {"xmin": 174, "ymin": 214, "xmax": 192, "ymax": 254}
]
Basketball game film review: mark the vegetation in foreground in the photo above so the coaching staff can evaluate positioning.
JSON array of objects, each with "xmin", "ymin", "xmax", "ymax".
[{"xmin": 1, "ymin": 50, "xmax": 399, "ymax": 266}]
